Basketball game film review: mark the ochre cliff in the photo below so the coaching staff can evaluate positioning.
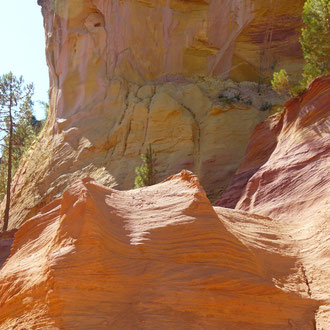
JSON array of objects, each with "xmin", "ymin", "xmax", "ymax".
[
  {"xmin": 40, "ymin": 0, "xmax": 304, "ymax": 84},
  {"xmin": 216, "ymin": 75, "xmax": 330, "ymax": 327},
  {"xmin": 217, "ymin": 75, "xmax": 330, "ymax": 212},
  {"xmin": 0, "ymin": 172, "xmax": 318, "ymax": 328},
  {"xmin": 0, "ymin": 77, "xmax": 329, "ymax": 328},
  {"xmin": 0, "ymin": 0, "xmax": 303, "ymax": 228},
  {"xmin": 0, "ymin": 0, "xmax": 304, "ymax": 229},
  {"xmin": 4, "ymin": 77, "xmax": 279, "ymax": 230},
  {"xmin": 0, "ymin": 1, "xmax": 329, "ymax": 328},
  {"xmin": 39, "ymin": 0, "xmax": 306, "ymax": 118}
]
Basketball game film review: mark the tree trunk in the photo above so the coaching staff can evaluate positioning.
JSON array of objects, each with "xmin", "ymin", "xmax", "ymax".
[{"xmin": 2, "ymin": 94, "xmax": 13, "ymax": 232}]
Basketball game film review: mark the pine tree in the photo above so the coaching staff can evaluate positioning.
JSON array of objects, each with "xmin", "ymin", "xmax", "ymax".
[
  {"xmin": 134, "ymin": 145, "xmax": 156, "ymax": 188},
  {"xmin": 0, "ymin": 72, "xmax": 34, "ymax": 231},
  {"xmin": 0, "ymin": 116, "xmax": 37, "ymax": 201}
]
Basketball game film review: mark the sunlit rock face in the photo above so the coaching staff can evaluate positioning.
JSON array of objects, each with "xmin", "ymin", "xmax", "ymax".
[
  {"xmin": 1, "ymin": 2, "xmax": 328, "ymax": 328},
  {"xmin": 0, "ymin": 172, "xmax": 318, "ymax": 328},
  {"xmin": 216, "ymin": 75, "xmax": 330, "ymax": 328},
  {"xmin": 41, "ymin": 0, "xmax": 304, "ymax": 86},
  {"xmin": 1, "ymin": 0, "xmax": 303, "ymax": 229},
  {"xmin": 1, "ymin": 76, "xmax": 329, "ymax": 326}
]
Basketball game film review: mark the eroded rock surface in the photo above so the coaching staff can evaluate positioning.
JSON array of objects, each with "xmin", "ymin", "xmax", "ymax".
[
  {"xmin": 216, "ymin": 75, "xmax": 330, "ymax": 327},
  {"xmin": 0, "ymin": 230, "xmax": 16, "ymax": 269},
  {"xmin": 0, "ymin": 2, "xmax": 328, "ymax": 328},
  {"xmin": 39, "ymin": 0, "xmax": 304, "ymax": 84},
  {"xmin": 3, "ymin": 76, "xmax": 280, "ymax": 230},
  {"xmin": 0, "ymin": 172, "xmax": 318, "ymax": 329},
  {"xmin": 0, "ymin": 0, "xmax": 303, "ymax": 230}
]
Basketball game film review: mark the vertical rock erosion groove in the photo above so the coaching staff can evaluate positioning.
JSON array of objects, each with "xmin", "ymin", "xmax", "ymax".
[
  {"xmin": 0, "ymin": 0, "xmax": 303, "ymax": 230},
  {"xmin": 0, "ymin": 230, "xmax": 16, "ymax": 269},
  {"xmin": 0, "ymin": 172, "xmax": 320, "ymax": 328},
  {"xmin": 216, "ymin": 75, "xmax": 330, "ymax": 328}
]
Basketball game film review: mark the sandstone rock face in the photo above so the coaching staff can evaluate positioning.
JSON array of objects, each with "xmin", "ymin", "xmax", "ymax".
[
  {"xmin": 215, "ymin": 110, "xmax": 283, "ymax": 209},
  {"xmin": 0, "ymin": 172, "xmax": 318, "ymax": 329},
  {"xmin": 1, "ymin": 0, "xmax": 303, "ymax": 229},
  {"xmin": 40, "ymin": 0, "xmax": 304, "ymax": 84},
  {"xmin": 216, "ymin": 75, "xmax": 330, "ymax": 327},
  {"xmin": 217, "ymin": 76, "xmax": 330, "ymax": 214},
  {"xmin": 0, "ymin": 230, "xmax": 16, "ymax": 269},
  {"xmin": 0, "ymin": 2, "xmax": 328, "ymax": 328},
  {"xmin": 3, "ymin": 75, "xmax": 279, "ymax": 230}
]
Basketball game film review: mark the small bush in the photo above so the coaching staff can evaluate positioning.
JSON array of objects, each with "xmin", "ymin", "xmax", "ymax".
[
  {"xmin": 260, "ymin": 102, "xmax": 273, "ymax": 111},
  {"xmin": 218, "ymin": 92, "xmax": 252, "ymax": 106},
  {"xmin": 271, "ymin": 69, "xmax": 292, "ymax": 96},
  {"xmin": 291, "ymin": 84, "xmax": 306, "ymax": 96},
  {"xmin": 134, "ymin": 144, "xmax": 156, "ymax": 188},
  {"xmin": 218, "ymin": 95, "xmax": 234, "ymax": 104},
  {"xmin": 242, "ymin": 98, "xmax": 252, "ymax": 106},
  {"xmin": 272, "ymin": 0, "xmax": 329, "ymax": 96}
]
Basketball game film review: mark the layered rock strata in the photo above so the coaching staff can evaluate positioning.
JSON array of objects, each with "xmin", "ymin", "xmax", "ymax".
[
  {"xmin": 217, "ymin": 75, "xmax": 330, "ymax": 211},
  {"xmin": 216, "ymin": 75, "xmax": 330, "ymax": 327},
  {"xmin": 0, "ymin": 172, "xmax": 318, "ymax": 329}
]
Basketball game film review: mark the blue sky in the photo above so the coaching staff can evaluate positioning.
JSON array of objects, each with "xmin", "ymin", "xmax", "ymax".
[{"xmin": 0, "ymin": 1, "xmax": 49, "ymax": 120}]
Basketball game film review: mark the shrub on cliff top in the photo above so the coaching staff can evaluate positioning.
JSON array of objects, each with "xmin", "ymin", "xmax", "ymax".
[
  {"xmin": 300, "ymin": 0, "xmax": 330, "ymax": 86},
  {"xmin": 272, "ymin": 0, "xmax": 329, "ymax": 96},
  {"xmin": 271, "ymin": 69, "xmax": 293, "ymax": 96}
]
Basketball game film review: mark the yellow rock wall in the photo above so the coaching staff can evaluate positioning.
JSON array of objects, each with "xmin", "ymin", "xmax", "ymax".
[
  {"xmin": 42, "ymin": 0, "xmax": 304, "ymax": 87},
  {"xmin": 1, "ymin": 0, "xmax": 303, "ymax": 229},
  {"xmin": 5, "ymin": 77, "xmax": 276, "ymax": 229}
]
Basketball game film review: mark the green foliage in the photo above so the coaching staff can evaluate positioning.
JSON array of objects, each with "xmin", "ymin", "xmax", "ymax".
[
  {"xmin": 260, "ymin": 102, "xmax": 273, "ymax": 111},
  {"xmin": 300, "ymin": 0, "xmax": 330, "ymax": 86},
  {"xmin": 37, "ymin": 100, "xmax": 49, "ymax": 131},
  {"xmin": 0, "ymin": 117, "xmax": 37, "ymax": 201},
  {"xmin": 271, "ymin": 69, "xmax": 292, "ymax": 96},
  {"xmin": 0, "ymin": 72, "xmax": 35, "ymax": 231},
  {"xmin": 291, "ymin": 84, "xmax": 307, "ymax": 96},
  {"xmin": 134, "ymin": 145, "xmax": 156, "ymax": 188},
  {"xmin": 271, "ymin": 0, "xmax": 329, "ymax": 96},
  {"xmin": 271, "ymin": 69, "xmax": 305, "ymax": 97},
  {"xmin": 218, "ymin": 95, "xmax": 234, "ymax": 104},
  {"xmin": 218, "ymin": 92, "xmax": 252, "ymax": 106}
]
